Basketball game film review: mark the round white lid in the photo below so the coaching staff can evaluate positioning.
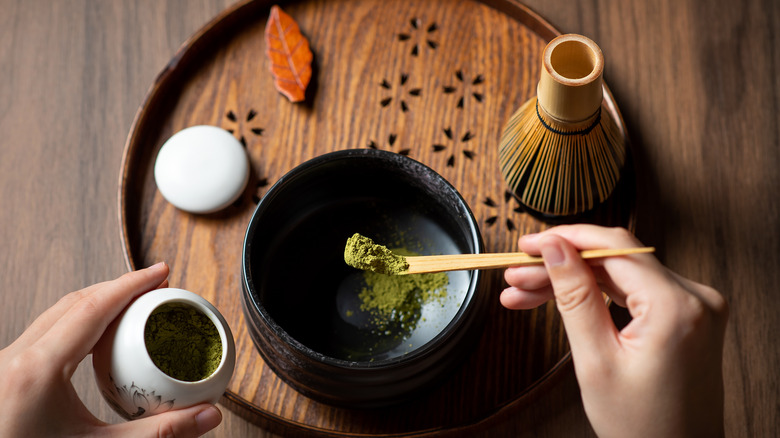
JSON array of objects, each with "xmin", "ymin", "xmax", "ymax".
[{"xmin": 154, "ymin": 125, "xmax": 249, "ymax": 214}]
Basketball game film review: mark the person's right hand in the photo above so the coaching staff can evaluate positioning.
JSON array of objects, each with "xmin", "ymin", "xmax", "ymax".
[{"xmin": 501, "ymin": 225, "xmax": 728, "ymax": 438}]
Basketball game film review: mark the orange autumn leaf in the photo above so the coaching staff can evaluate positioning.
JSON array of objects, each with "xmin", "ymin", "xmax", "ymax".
[{"xmin": 265, "ymin": 5, "xmax": 313, "ymax": 102}]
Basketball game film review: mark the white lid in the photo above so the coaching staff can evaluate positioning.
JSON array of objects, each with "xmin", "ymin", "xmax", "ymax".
[{"xmin": 154, "ymin": 125, "xmax": 249, "ymax": 214}]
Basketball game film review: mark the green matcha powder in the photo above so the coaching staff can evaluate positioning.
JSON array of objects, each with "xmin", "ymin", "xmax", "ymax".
[
  {"xmin": 144, "ymin": 303, "xmax": 223, "ymax": 382},
  {"xmin": 344, "ymin": 233, "xmax": 449, "ymax": 331},
  {"xmin": 344, "ymin": 233, "xmax": 410, "ymax": 275}
]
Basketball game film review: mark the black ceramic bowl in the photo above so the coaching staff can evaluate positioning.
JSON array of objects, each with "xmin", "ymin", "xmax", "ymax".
[{"xmin": 241, "ymin": 149, "xmax": 488, "ymax": 408}]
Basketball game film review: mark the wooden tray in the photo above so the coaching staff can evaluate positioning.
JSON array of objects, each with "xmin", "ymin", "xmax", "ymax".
[{"xmin": 118, "ymin": 0, "xmax": 635, "ymax": 435}]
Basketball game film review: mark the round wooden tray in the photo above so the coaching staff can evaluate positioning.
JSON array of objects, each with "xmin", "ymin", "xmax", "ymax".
[{"xmin": 118, "ymin": 0, "xmax": 635, "ymax": 435}]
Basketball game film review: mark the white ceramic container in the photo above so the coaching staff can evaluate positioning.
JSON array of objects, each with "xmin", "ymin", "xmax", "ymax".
[
  {"xmin": 154, "ymin": 125, "xmax": 250, "ymax": 214},
  {"xmin": 93, "ymin": 288, "xmax": 236, "ymax": 420}
]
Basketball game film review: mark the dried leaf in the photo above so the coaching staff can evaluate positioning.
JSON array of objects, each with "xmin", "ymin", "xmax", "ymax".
[{"xmin": 265, "ymin": 5, "xmax": 313, "ymax": 102}]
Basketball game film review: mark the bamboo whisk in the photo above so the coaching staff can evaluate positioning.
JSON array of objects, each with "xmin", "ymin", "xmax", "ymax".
[{"xmin": 499, "ymin": 34, "xmax": 626, "ymax": 217}]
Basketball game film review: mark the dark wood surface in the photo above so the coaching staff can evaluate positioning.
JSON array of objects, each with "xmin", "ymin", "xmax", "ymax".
[{"xmin": 1, "ymin": 0, "xmax": 777, "ymax": 436}]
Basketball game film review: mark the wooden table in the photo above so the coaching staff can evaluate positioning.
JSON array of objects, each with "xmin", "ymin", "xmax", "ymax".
[{"xmin": 1, "ymin": 0, "xmax": 777, "ymax": 436}]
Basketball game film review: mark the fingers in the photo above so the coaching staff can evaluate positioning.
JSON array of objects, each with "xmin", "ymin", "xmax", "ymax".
[
  {"xmin": 503, "ymin": 261, "xmax": 629, "ymax": 310},
  {"xmin": 101, "ymin": 404, "xmax": 222, "ymax": 438},
  {"xmin": 523, "ymin": 226, "xmax": 664, "ymax": 293},
  {"xmin": 35, "ymin": 262, "xmax": 169, "ymax": 377},
  {"xmin": 501, "ymin": 263, "xmax": 553, "ymax": 309},
  {"xmin": 538, "ymin": 234, "xmax": 618, "ymax": 358},
  {"xmin": 520, "ymin": 224, "xmax": 643, "ymax": 253},
  {"xmin": 10, "ymin": 281, "xmax": 110, "ymax": 352},
  {"xmin": 500, "ymin": 286, "xmax": 553, "ymax": 310},
  {"xmin": 13, "ymin": 272, "xmax": 170, "ymax": 353},
  {"xmin": 504, "ymin": 264, "xmax": 550, "ymax": 291},
  {"xmin": 504, "ymin": 226, "xmax": 657, "ymax": 308}
]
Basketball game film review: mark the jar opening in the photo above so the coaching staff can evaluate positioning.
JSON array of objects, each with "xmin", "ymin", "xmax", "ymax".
[{"xmin": 144, "ymin": 302, "xmax": 223, "ymax": 382}]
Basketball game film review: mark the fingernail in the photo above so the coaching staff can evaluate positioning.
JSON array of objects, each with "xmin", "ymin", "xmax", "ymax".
[
  {"xmin": 540, "ymin": 240, "xmax": 565, "ymax": 267},
  {"xmin": 148, "ymin": 261, "xmax": 167, "ymax": 270},
  {"xmin": 520, "ymin": 232, "xmax": 540, "ymax": 243},
  {"xmin": 195, "ymin": 405, "xmax": 222, "ymax": 434}
]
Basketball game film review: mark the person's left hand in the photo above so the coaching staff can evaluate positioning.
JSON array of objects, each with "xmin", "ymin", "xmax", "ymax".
[{"xmin": 0, "ymin": 262, "xmax": 223, "ymax": 437}]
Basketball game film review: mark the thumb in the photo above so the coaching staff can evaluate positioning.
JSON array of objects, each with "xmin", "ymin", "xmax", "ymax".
[
  {"xmin": 106, "ymin": 404, "xmax": 222, "ymax": 438},
  {"xmin": 540, "ymin": 235, "xmax": 618, "ymax": 359}
]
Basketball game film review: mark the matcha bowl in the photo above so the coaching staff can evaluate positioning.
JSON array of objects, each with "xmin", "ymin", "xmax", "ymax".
[{"xmin": 241, "ymin": 149, "xmax": 488, "ymax": 408}]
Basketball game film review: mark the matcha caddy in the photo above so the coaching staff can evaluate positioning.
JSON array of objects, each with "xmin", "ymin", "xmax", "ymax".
[{"xmin": 93, "ymin": 288, "xmax": 236, "ymax": 420}]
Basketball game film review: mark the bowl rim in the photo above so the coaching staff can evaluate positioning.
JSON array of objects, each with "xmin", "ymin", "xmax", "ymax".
[{"xmin": 241, "ymin": 148, "xmax": 484, "ymax": 370}]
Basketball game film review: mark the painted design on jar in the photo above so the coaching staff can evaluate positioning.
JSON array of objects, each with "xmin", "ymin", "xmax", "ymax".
[{"xmin": 102, "ymin": 373, "xmax": 175, "ymax": 420}]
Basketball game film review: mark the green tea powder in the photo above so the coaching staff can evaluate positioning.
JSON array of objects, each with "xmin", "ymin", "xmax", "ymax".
[
  {"xmin": 344, "ymin": 233, "xmax": 450, "ymax": 332},
  {"xmin": 344, "ymin": 233, "xmax": 410, "ymax": 275},
  {"xmin": 358, "ymin": 268, "xmax": 449, "ymax": 328},
  {"xmin": 144, "ymin": 303, "xmax": 223, "ymax": 382},
  {"xmin": 357, "ymin": 245, "xmax": 449, "ymax": 331}
]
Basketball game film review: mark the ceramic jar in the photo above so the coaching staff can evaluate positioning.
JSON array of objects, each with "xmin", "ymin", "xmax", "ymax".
[{"xmin": 92, "ymin": 288, "xmax": 236, "ymax": 420}]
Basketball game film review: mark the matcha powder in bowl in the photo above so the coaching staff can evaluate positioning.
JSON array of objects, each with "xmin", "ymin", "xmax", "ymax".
[
  {"xmin": 144, "ymin": 302, "xmax": 223, "ymax": 382},
  {"xmin": 344, "ymin": 234, "xmax": 450, "ymax": 333},
  {"xmin": 358, "ymin": 266, "xmax": 449, "ymax": 331}
]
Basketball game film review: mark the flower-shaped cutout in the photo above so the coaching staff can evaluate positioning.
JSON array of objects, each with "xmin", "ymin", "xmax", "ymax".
[
  {"xmin": 442, "ymin": 70, "xmax": 484, "ymax": 110},
  {"xmin": 251, "ymin": 178, "xmax": 270, "ymax": 205},
  {"xmin": 368, "ymin": 133, "xmax": 411, "ymax": 156},
  {"xmin": 225, "ymin": 109, "xmax": 264, "ymax": 147},
  {"xmin": 229, "ymin": 177, "xmax": 270, "ymax": 208},
  {"xmin": 222, "ymin": 109, "xmax": 271, "ymax": 207},
  {"xmin": 432, "ymin": 127, "xmax": 476, "ymax": 167},
  {"xmin": 380, "ymin": 74, "xmax": 421, "ymax": 113},
  {"xmin": 397, "ymin": 18, "xmax": 438, "ymax": 57},
  {"xmin": 483, "ymin": 191, "xmax": 525, "ymax": 232}
]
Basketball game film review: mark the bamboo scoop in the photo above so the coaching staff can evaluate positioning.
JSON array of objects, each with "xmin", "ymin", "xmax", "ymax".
[
  {"xmin": 400, "ymin": 247, "xmax": 654, "ymax": 275},
  {"xmin": 344, "ymin": 233, "xmax": 654, "ymax": 275}
]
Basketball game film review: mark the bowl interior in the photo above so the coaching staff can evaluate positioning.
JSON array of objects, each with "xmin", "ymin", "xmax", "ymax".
[{"xmin": 245, "ymin": 150, "xmax": 480, "ymax": 363}]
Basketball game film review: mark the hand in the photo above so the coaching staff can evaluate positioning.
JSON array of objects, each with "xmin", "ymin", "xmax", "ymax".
[
  {"xmin": 0, "ymin": 262, "xmax": 222, "ymax": 437},
  {"xmin": 502, "ymin": 225, "xmax": 728, "ymax": 438}
]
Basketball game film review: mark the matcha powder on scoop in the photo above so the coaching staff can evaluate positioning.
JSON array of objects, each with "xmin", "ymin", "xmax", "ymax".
[
  {"xmin": 344, "ymin": 233, "xmax": 449, "ymax": 330},
  {"xmin": 344, "ymin": 233, "xmax": 410, "ymax": 275}
]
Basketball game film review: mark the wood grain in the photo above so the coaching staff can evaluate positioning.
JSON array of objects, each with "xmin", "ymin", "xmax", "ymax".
[
  {"xmin": 117, "ymin": 1, "xmax": 633, "ymax": 435},
  {"xmin": 0, "ymin": 0, "xmax": 777, "ymax": 437}
]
